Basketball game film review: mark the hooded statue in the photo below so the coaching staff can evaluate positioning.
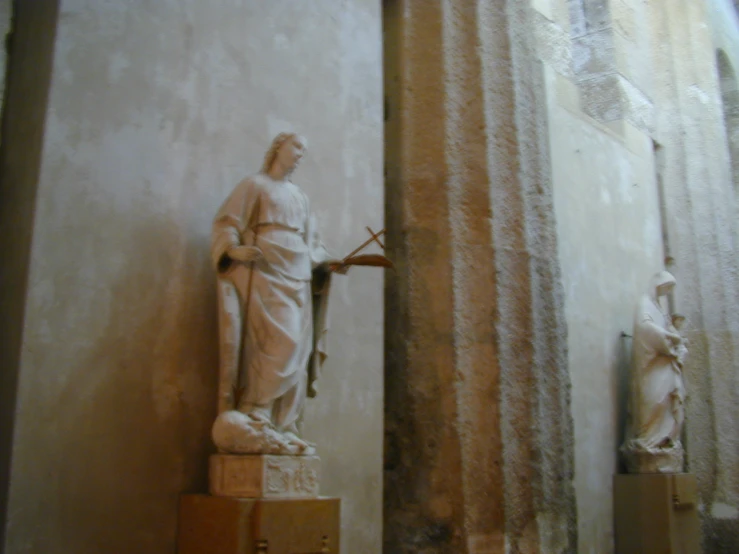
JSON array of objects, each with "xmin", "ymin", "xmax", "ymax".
[
  {"xmin": 210, "ymin": 133, "xmax": 340, "ymax": 456},
  {"xmin": 621, "ymin": 270, "xmax": 688, "ymax": 473}
]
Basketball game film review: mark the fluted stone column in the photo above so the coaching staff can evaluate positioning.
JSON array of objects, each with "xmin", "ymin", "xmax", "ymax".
[{"xmin": 384, "ymin": 1, "xmax": 576, "ymax": 552}]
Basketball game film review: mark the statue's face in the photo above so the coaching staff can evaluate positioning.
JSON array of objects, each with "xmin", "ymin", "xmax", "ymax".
[
  {"xmin": 277, "ymin": 136, "xmax": 307, "ymax": 172},
  {"xmin": 656, "ymin": 282, "xmax": 675, "ymax": 297}
]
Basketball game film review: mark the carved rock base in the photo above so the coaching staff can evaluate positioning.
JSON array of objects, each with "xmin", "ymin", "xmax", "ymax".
[
  {"xmin": 209, "ymin": 454, "xmax": 320, "ymax": 499},
  {"xmin": 177, "ymin": 495, "xmax": 340, "ymax": 554},
  {"xmin": 212, "ymin": 410, "xmax": 315, "ymax": 456}
]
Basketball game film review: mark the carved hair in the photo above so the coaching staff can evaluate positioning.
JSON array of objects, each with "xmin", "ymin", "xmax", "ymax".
[{"xmin": 261, "ymin": 132, "xmax": 300, "ymax": 175}]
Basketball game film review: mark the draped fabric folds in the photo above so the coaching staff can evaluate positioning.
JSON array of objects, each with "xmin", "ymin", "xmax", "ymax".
[{"xmin": 211, "ymin": 174, "xmax": 332, "ymax": 429}]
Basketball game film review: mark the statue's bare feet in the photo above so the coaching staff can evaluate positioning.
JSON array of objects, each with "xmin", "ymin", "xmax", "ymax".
[
  {"xmin": 282, "ymin": 426, "xmax": 316, "ymax": 455},
  {"xmin": 212, "ymin": 410, "xmax": 303, "ymax": 455},
  {"xmin": 264, "ymin": 427, "xmax": 301, "ymax": 455},
  {"xmin": 282, "ymin": 431, "xmax": 308, "ymax": 449}
]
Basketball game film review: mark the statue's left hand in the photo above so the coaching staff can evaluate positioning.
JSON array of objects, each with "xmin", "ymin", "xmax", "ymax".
[{"xmin": 325, "ymin": 259, "xmax": 350, "ymax": 275}]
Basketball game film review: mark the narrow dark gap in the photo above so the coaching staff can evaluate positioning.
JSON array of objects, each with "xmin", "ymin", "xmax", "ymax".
[
  {"xmin": 652, "ymin": 140, "xmax": 675, "ymax": 312},
  {"xmin": 381, "ymin": 0, "xmax": 411, "ymax": 551},
  {"xmin": 0, "ymin": 2, "xmax": 60, "ymax": 550},
  {"xmin": 716, "ymin": 49, "xmax": 739, "ymax": 242}
]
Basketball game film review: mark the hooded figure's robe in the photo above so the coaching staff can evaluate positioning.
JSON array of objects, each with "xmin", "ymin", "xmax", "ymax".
[
  {"xmin": 211, "ymin": 174, "xmax": 332, "ymax": 429},
  {"xmin": 628, "ymin": 273, "xmax": 685, "ymax": 451}
]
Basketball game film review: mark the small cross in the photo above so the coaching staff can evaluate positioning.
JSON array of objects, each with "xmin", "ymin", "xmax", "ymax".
[
  {"xmin": 342, "ymin": 227, "xmax": 386, "ymax": 261},
  {"xmin": 365, "ymin": 226, "xmax": 385, "ymax": 249}
]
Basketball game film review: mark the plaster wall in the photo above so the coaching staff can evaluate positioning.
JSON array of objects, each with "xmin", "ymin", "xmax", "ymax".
[
  {"xmin": 3, "ymin": 2, "xmax": 383, "ymax": 553},
  {"xmin": 546, "ymin": 68, "xmax": 663, "ymax": 554}
]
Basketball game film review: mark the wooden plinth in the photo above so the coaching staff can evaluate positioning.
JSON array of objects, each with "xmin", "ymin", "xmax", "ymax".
[
  {"xmin": 613, "ymin": 473, "xmax": 701, "ymax": 554},
  {"xmin": 177, "ymin": 494, "xmax": 340, "ymax": 554}
]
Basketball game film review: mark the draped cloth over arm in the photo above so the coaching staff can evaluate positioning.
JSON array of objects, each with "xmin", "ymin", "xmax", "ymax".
[
  {"xmin": 307, "ymin": 210, "xmax": 332, "ymax": 398},
  {"xmin": 211, "ymin": 178, "xmax": 260, "ymax": 414}
]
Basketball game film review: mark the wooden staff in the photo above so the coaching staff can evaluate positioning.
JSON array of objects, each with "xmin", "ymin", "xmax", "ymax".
[{"xmin": 233, "ymin": 195, "xmax": 261, "ymax": 409}]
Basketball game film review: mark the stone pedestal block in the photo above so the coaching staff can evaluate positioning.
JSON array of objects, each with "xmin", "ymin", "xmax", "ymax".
[
  {"xmin": 209, "ymin": 454, "xmax": 320, "ymax": 499},
  {"xmin": 613, "ymin": 473, "xmax": 702, "ymax": 554},
  {"xmin": 177, "ymin": 495, "xmax": 340, "ymax": 554}
]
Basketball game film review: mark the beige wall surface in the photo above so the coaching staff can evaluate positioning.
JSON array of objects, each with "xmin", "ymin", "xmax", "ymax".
[
  {"xmin": 3, "ymin": 2, "xmax": 383, "ymax": 553},
  {"xmin": 546, "ymin": 69, "xmax": 663, "ymax": 554},
  {"xmin": 534, "ymin": 2, "xmax": 665, "ymax": 549}
]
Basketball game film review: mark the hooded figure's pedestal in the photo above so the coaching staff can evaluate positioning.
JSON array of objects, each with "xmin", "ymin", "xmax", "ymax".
[
  {"xmin": 613, "ymin": 473, "xmax": 701, "ymax": 554},
  {"xmin": 178, "ymin": 455, "xmax": 340, "ymax": 553}
]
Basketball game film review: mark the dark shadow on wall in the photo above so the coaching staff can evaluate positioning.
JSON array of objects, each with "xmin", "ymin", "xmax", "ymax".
[
  {"xmin": 703, "ymin": 516, "xmax": 739, "ymax": 554},
  {"xmin": 4, "ymin": 200, "xmax": 219, "ymax": 553},
  {"xmin": 716, "ymin": 49, "xmax": 739, "ymax": 239},
  {"xmin": 614, "ymin": 333, "xmax": 632, "ymax": 475},
  {"xmin": 0, "ymin": 1, "xmax": 60, "ymax": 550},
  {"xmin": 53, "ymin": 216, "xmax": 218, "ymax": 553}
]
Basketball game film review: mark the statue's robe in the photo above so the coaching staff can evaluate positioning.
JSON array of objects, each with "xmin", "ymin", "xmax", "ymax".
[
  {"xmin": 211, "ymin": 173, "xmax": 332, "ymax": 429},
  {"xmin": 629, "ymin": 275, "xmax": 686, "ymax": 451}
]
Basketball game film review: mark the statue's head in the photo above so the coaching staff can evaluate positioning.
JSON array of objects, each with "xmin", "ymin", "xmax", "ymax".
[
  {"xmin": 650, "ymin": 270, "xmax": 676, "ymax": 299},
  {"xmin": 261, "ymin": 132, "xmax": 308, "ymax": 177}
]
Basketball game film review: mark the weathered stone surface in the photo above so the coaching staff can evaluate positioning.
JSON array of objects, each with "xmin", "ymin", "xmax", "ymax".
[{"xmin": 384, "ymin": 1, "xmax": 576, "ymax": 552}]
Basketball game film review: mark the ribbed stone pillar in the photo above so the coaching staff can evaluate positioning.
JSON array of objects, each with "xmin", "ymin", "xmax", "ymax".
[{"xmin": 383, "ymin": 1, "xmax": 577, "ymax": 552}]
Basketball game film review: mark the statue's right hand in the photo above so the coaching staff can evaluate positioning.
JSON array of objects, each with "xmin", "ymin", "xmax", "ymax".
[
  {"xmin": 665, "ymin": 331, "xmax": 681, "ymax": 343},
  {"xmin": 228, "ymin": 246, "xmax": 264, "ymax": 263}
]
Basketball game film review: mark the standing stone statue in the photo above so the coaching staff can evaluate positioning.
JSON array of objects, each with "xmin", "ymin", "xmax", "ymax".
[
  {"xmin": 210, "ymin": 133, "xmax": 346, "ymax": 456},
  {"xmin": 621, "ymin": 271, "xmax": 689, "ymax": 473}
]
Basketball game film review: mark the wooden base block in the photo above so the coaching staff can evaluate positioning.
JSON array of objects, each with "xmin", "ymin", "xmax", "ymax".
[
  {"xmin": 613, "ymin": 473, "xmax": 702, "ymax": 554},
  {"xmin": 210, "ymin": 455, "xmax": 320, "ymax": 499},
  {"xmin": 177, "ymin": 494, "xmax": 340, "ymax": 554}
]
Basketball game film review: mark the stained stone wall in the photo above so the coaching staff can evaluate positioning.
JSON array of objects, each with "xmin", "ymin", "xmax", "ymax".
[
  {"xmin": 385, "ymin": 0, "xmax": 739, "ymax": 553},
  {"xmin": 384, "ymin": 1, "xmax": 576, "ymax": 552},
  {"xmin": 1, "ymin": 2, "xmax": 383, "ymax": 553}
]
